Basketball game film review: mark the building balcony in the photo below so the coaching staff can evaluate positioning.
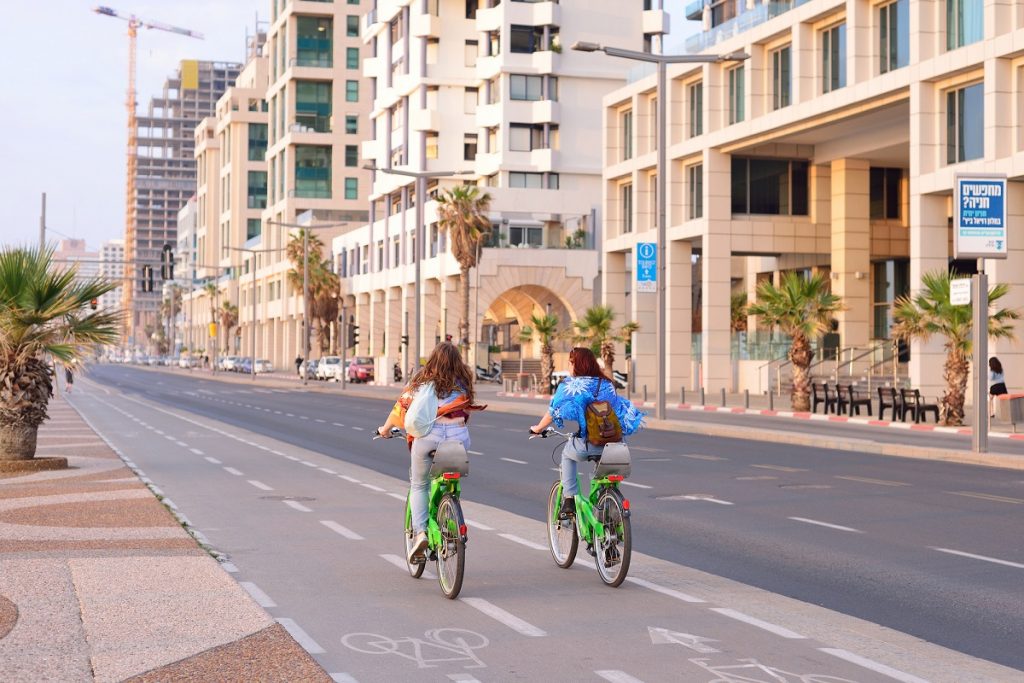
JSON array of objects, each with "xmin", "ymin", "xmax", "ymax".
[
  {"xmin": 361, "ymin": 138, "xmax": 384, "ymax": 162},
  {"xmin": 411, "ymin": 13, "xmax": 441, "ymax": 38},
  {"xmin": 476, "ymin": 55, "xmax": 502, "ymax": 81},
  {"xmin": 362, "ymin": 55, "xmax": 382, "ymax": 79},
  {"xmin": 501, "ymin": 0, "xmax": 561, "ymax": 28},
  {"xmin": 475, "ymin": 151, "xmax": 501, "ymax": 177},
  {"xmin": 475, "ymin": 5, "xmax": 502, "ymax": 32},
  {"xmin": 685, "ymin": 0, "xmax": 811, "ymax": 53},
  {"xmin": 410, "ymin": 108, "xmax": 439, "ymax": 132},
  {"xmin": 476, "ymin": 102, "xmax": 502, "ymax": 128},
  {"xmin": 642, "ymin": 9, "xmax": 669, "ymax": 35},
  {"xmin": 501, "ymin": 50, "xmax": 556, "ymax": 75}
]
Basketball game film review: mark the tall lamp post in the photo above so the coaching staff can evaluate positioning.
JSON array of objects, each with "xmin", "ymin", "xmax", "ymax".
[
  {"xmin": 571, "ymin": 41, "xmax": 749, "ymax": 420},
  {"xmin": 362, "ymin": 163, "xmax": 472, "ymax": 371},
  {"xmin": 265, "ymin": 218, "xmax": 348, "ymax": 385},
  {"xmin": 223, "ymin": 245, "xmax": 287, "ymax": 381}
]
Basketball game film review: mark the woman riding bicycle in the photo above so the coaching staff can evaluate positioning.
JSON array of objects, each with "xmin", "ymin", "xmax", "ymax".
[
  {"xmin": 530, "ymin": 347, "xmax": 644, "ymax": 519},
  {"xmin": 377, "ymin": 342, "xmax": 483, "ymax": 564}
]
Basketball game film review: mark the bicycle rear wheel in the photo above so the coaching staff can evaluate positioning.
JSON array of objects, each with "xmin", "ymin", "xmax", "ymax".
[
  {"xmin": 546, "ymin": 481, "xmax": 578, "ymax": 568},
  {"xmin": 594, "ymin": 488, "xmax": 631, "ymax": 587},
  {"xmin": 403, "ymin": 492, "xmax": 425, "ymax": 579},
  {"xmin": 436, "ymin": 493, "xmax": 466, "ymax": 599}
]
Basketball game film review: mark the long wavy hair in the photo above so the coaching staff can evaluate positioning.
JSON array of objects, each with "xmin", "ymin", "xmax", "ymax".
[
  {"xmin": 568, "ymin": 347, "xmax": 604, "ymax": 379},
  {"xmin": 408, "ymin": 342, "xmax": 475, "ymax": 403}
]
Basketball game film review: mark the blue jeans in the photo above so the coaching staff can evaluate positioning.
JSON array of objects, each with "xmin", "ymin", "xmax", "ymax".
[
  {"xmin": 561, "ymin": 436, "xmax": 604, "ymax": 498},
  {"xmin": 409, "ymin": 423, "xmax": 470, "ymax": 533}
]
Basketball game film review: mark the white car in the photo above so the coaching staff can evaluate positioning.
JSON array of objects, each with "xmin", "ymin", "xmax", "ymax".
[
  {"xmin": 316, "ymin": 356, "xmax": 343, "ymax": 381},
  {"xmin": 254, "ymin": 359, "xmax": 274, "ymax": 374},
  {"xmin": 221, "ymin": 356, "xmax": 239, "ymax": 371}
]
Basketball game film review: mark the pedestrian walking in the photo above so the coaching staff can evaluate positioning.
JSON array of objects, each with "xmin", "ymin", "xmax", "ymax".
[
  {"xmin": 989, "ymin": 356, "xmax": 1008, "ymax": 418},
  {"xmin": 295, "ymin": 355, "xmax": 304, "ymax": 378},
  {"xmin": 64, "ymin": 364, "xmax": 74, "ymax": 394}
]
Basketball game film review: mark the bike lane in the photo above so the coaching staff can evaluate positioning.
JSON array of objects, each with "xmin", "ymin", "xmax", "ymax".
[{"xmin": 70, "ymin": 378, "xmax": 1019, "ymax": 682}]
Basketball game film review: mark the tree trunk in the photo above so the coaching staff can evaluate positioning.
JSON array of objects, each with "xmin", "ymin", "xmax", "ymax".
[
  {"xmin": 601, "ymin": 340, "xmax": 615, "ymax": 379},
  {"xmin": 940, "ymin": 350, "xmax": 969, "ymax": 426},
  {"xmin": 459, "ymin": 267, "xmax": 470, "ymax": 360},
  {"xmin": 0, "ymin": 423, "xmax": 38, "ymax": 461},
  {"xmin": 539, "ymin": 342, "xmax": 554, "ymax": 395},
  {"xmin": 788, "ymin": 334, "xmax": 814, "ymax": 412}
]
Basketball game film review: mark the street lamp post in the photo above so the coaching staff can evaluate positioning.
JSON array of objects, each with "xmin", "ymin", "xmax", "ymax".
[
  {"xmin": 265, "ymin": 218, "xmax": 348, "ymax": 385},
  {"xmin": 362, "ymin": 163, "xmax": 471, "ymax": 371},
  {"xmin": 571, "ymin": 41, "xmax": 748, "ymax": 421},
  {"xmin": 224, "ymin": 245, "xmax": 287, "ymax": 381}
]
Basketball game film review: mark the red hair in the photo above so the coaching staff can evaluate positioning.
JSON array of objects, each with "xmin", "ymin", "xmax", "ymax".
[{"xmin": 568, "ymin": 347, "xmax": 604, "ymax": 378}]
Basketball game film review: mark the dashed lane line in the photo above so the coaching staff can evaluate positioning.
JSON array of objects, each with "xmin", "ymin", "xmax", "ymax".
[
  {"xmin": 301, "ymin": 461, "xmax": 318, "ymax": 468},
  {"xmin": 468, "ymin": 450, "xmax": 484, "ymax": 455},
  {"xmin": 318, "ymin": 467, "xmax": 337, "ymax": 474},
  {"xmin": 447, "ymin": 675, "xmax": 482, "ymax": 683},
  {"xmin": 189, "ymin": 448, "xmax": 204, "ymax": 455},
  {"xmin": 460, "ymin": 597, "xmax": 547, "ymax": 637},
  {"xmin": 709, "ymin": 608, "xmax": 805, "ymax": 639},
  {"xmin": 330, "ymin": 675, "xmax": 359, "ymax": 683},
  {"xmin": 625, "ymin": 577, "xmax": 705, "ymax": 604},
  {"xmin": 315, "ymin": 418, "xmax": 326, "ymax": 423},
  {"xmin": 320, "ymin": 520, "xmax": 365, "ymax": 540},
  {"xmin": 351, "ymin": 426, "xmax": 365, "ymax": 431},
  {"xmin": 595, "ymin": 671, "xmax": 645, "ymax": 683},
  {"xmin": 751, "ymin": 464, "xmax": 807, "ymax": 473},
  {"xmin": 788, "ymin": 517, "xmax": 863, "ymax": 533},
  {"xmin": 464, "ymin": 520, "xmax": 494, "ymax": 531},
  {"xmin": 239, "ymin": 582, "xmax": 276, "ymax": 608},
  {"xmin": 835, "ymin": 475, "xmax": 909, "ymax": 487},
  {"xmin": 361, "ymin": 483, "xmax": 386, "ymax": 492},
  {"xmin": 620, "ymin": 481, "xmax": 653, "ymax": 490},
  {"xmin": 339, "ymin": 475, "xmax": 361, "ymax": 483},
  {"xmin": 948, "ymin": 490, "xmax": 1024, "ymax": 505},
  {"xmin": 498, "ymin": 533, "xmax": 546, "ymax": 551},
  {"xmin": 276, "ymin": 618, "xmax": 325, "ymax": 654},
  {"xmin": 500, "ymin": 457, "xmax": 527, "ymax": 465},
  {"xmin": 283, "ymin": 500, "xmax": 313, "ymax": 513},
  {"xmin": 680, "ymin": 495, "xmax": 734, "ymax": 505},
  {"xmin": 930, "ymin": 547, "xmax": 1024, "ymax": 569},
  {"xmin": 819, "ymin": 648, "xmax": 929, "ymax": 683},
  {"xmin": 248, "ymin": 480, "xmax": 274, "ymax": 491},
  {"xmin": 223, "ymin": 467, "xmax": 244, "ymax": 476},
  {"xmin": 386, "ymin": 492, "xmax": 406, "ymax": 501},
  {"xmin": 379, "ymin": 553, "xmax": 435, "ymax": 580},
  {"xmin": 332, "ymin": 422, "xmax": 345, "ymax": 427}
]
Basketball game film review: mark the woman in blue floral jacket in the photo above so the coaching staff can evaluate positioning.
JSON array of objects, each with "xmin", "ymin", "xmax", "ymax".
[{"xmin": 530, "ymin": 347, "xmax": 645, "ymax": 519}]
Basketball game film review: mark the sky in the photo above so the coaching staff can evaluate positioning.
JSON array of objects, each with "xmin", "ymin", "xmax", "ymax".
[{"xmin": 0, "ymin": 1, "xmax": 263, "ymax": 252}]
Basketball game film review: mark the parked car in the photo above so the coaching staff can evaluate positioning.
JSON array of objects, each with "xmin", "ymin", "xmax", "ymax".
[
  {"xmin": 177, "ymin": 357, "xmax": 191, "ymax": 369},
  {"xmin": 316, "ymin": 356, "xmax": 343, "ymax": 381},
  {"xmin": 254, "ymin": 359, "xmax": 274, "ymax": 374},
  {"xmin": 347, "ymin": 356, "xmax": 375, "ymax": 383},
  {"xmin": 303, "ymin": 359, "xmax": 318, "ymax": 379},
  {"xmin": 236, "ymin": 357, "xmax": 253, "ymax": 374},
  {"xmin": 147, "ymin": 357, "xmax": 160, "ymax": 367},
  {"xmin": 220, "ymin": 356, "xmax": 239, "ymax": 372}
]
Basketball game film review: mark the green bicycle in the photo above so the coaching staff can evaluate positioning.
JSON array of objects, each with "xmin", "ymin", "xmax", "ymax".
[
  {"xmin": 374, "ymin": 428, "xmax": 469, "ymax": 599},
  {"xmin": 530, "ymin": 427, "xmax": 633, "ymax": 587}
]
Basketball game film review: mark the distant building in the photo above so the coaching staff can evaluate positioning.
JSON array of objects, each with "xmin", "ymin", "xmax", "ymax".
[
  {"xmin": 53, "ymin": 239, "xmax": 100, "ymax": 280},
  {"xmin": 99, "ymin": 239, "xmax": 125, "ymax": 313}
]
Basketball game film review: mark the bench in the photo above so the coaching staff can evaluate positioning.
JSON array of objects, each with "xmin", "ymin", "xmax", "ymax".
[
  {"xmin": 811, "ymin": 383, "xmax": 834, "ymax": 414},
  {"xmin": 900, "ymin": 388, "xmax": 939, "ymax": 423},
  {"xmin": 877, "ymin": 386, "xmax": 903, "ymax": 421},
  {"xmin": 840, "ymin": 384, "xmax": 872, "ymax": 417}
]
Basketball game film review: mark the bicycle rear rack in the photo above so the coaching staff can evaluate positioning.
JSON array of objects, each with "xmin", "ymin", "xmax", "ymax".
[
  {"xmin": 429, "ymin": 441, "xmax": 469, "ymax": 478},
  {"xmin": 594, "ymin": 443, "xmax": 631, "ymax": 479}
]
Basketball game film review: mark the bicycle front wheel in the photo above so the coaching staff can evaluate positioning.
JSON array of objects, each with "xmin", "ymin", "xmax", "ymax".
[
  {"xmin": 546, "ymin": 481, "xmax": 578, "ymax": 568},
  {"xmin": 594, "ymin": 488, "xmax": 631, "ymax": 587},
  {"xmin": 404, "ymin": 492, "xmax": 425, "ymax": 579},
  {"xmin": 435, "ymin": 493, "xmax": 466, "ymax": 599}
]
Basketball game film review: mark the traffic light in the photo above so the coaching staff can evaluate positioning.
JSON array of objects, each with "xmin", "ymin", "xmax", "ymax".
[
  {"xmin": 141, "ymin": 265, "xmax": 154, "ymax": 293},
  {"xmin": 160, "ymin": 244, "xmax": 174, "ymax": 281},
  {"xmin": 90, "ymin": 299, "xmax": 98, "ymax": 311},
  {"xmin": 401, "ymin": 334, "xmax": 409, "ymax": 347},
  {"xmin": 348, "ymin": 323, "xmax": 359, "ymax": 349}
]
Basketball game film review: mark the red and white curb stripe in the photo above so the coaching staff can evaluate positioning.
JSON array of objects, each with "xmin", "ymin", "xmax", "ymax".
[{"xmin": 495, "ymin": 392, "xmax": 1024, "ymax": 440}]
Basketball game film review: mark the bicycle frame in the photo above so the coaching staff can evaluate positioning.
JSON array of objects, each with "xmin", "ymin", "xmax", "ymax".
[
  {"xmin": 551, "ymin": 474, "xmax": 625, "ymax": 547},
  {"xmin": 403, "ymin": 469, "xmax": 468, "ymax": 553}
]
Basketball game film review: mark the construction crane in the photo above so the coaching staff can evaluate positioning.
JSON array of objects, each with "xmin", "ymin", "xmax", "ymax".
[{"xmin": 92, "ymin": 6, "xmax": 202, "ymax": 347}]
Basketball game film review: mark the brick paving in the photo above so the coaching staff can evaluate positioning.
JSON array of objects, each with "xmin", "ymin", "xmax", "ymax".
[{"xmin": 0, "ymin": 397, "xmax": 329, "ymax": 682}]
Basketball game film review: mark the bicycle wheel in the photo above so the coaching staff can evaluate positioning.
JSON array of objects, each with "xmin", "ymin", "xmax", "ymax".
[
  {"xmin": 594, "ymin": 488, "xmax": 631, "ymax": 587},
  {"xmin": 546, "ymin": 481, "xmax": 578, "ymax": 568},
  {"xmin": 435, "ymin": 493, "xmax": 466, "ymax": 599},
  {"xmin": 404, "ymin": 492, "xmax": 425, "ymax": 579}
]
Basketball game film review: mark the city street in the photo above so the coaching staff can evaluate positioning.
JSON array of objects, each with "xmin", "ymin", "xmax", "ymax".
[{"xmin": 66, "ymin": 365, "xmax": 1023, "ymax": 680}]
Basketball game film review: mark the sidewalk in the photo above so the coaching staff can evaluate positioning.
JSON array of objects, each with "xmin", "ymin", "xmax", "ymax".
[{"xmin": 0, "ymin": 395, "xmax": 329, "ymax": 682}]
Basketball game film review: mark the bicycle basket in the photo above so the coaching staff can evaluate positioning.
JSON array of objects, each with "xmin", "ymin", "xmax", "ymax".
[
  {"xmin": 593, "ymin": 442, "xmax": 631, "ymax": 479},
  {"xmin": 429, "ymin": 441, "xmax": 469, "ymax": 478}
]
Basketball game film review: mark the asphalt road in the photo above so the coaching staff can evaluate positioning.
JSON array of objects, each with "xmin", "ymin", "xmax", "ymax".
[{"xmin": 71, "ymin": 365, "xmax": 1024, "ymax": 678}]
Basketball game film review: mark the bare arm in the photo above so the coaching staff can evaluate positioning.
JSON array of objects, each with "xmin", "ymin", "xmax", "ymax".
[{"xmin": 530, "ymin": 411, "xmax": 553, "ymax": 434}]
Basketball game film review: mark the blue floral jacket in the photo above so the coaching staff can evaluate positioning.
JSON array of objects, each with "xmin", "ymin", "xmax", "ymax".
[{"xmin": 549, "ymin": 376, "xmax": 645, "ymax": 438}]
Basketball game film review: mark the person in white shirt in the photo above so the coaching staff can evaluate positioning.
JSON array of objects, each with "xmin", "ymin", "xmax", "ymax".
[{"xmin": 989, "ymin": 357, "xmax": 1007, "ymax": 418}]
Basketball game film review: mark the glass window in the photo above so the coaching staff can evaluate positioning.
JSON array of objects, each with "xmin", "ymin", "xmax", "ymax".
[
  {"xmin": 247, "ymin": 123, "xmax": 267, "ymax": 161},
  {"xmin": 946, "ymin": 82, "xmax": 984, "ymax": 164},
  {"xmin": 294, "ymin": 145, "xmax": 332, "ymax": 198},
  {"xmin": 345, "ymin": 114, "xmax": 358, "ymax": 134},
  {"xmin": 688, "ymin": 164, "xmax": 703, "ymax": 220},
  {"xmin": 345, "ymin": 144, "xmax": 359, "ymax": 167},
  {"xmin": 510, "ymin": 25, "xmax": 543, "ymax": 53},
  {"xmin": 548, "ymin": 173, "xmax": 559, "ymax": 190},
  {"xmin": 509, "ymin": 172, "xmax": 544, "ymax": 188},
  {"xmin": 509, "ymin": 124, "xmax": 531, "ymax": 151},
  {"xmin": 346, "ymin": 47, "xmax": 360, "ymax": 69},
  {"xmin": 870, "ymin": 168, "xmax": 902, "ymax": 219},
  {"xmin": 509, "ymin": 226, "xmax": 543, "ymax": 247},
  {"xmin": 347, "ymin": 15, "xmax": 360, "ymax": 37},
  {"xmin": 297, "ymin": 17, "xmax": 333, "ymax": 67},
  {"xmin": 464, "ymin": 134, "xmax": 478, "ymax": 161},
  {"xmin": 246, "ymin": 219, "xmax": 261, "ymax": 241},
  {"xmin": 247, "ymin": 171, "xmax": 267, "ymax": 209},
  {"xmin": 621, "ymin": 184, "xmax": 633, "ymax": 233},
  {"xmin": 426, "ymin": 132, "xmax": 439, "ymax": 159},
  {"xmin": 345, "ymin": 177, "xmax": 358, "ymax": 200},
  {"xmin": 345, "ymin": 80, "xmax": 359, "ymax": 102},
  {"xmin": 946, "ymin": 0, "xmax": 983, "ymax": 50},
  {"xmin": 872, "ymin": 259, "xmax": 910, "ymax": 338},
  {"xmin": 689, "ymin": 82, "xmax": 703, "ymax": 137},
  {"xmin": 465, "ymin": 40, "xmax": 478, "ymax": 67},
  {"xmin": 731, "ymin": 157, "xmax": 810, "ymax": 215},
  {"xmin": 728, "ymin": 66, "xmax": 744, "ymax": 124},
  {"xmin": 879, "ymin": 0, "xmax": 910, "ymax": 73},
  {"xmin": 772, "ymin": 46, "xmax": 791, "ymax": 110},
  {"xmin": 621, "ymin": 110, "xmax": 633, "ymax": 161},
  {"xmin": 295, "ymin": 80, "xmax": 332, "ymax": 133},
  {"xmin": 822, "ymin": 23, "xmax": 847, "ymax": 93},
  {"xmin": 466, "ymin": 0, "xmax": 479, "ymax": 19},
  {"xmin": 510, "ymin": 74, "xmax": 544, "ymax": 101},
  {"xmin": 465, "ymin": 87, "xmax": 478, "ymax": 114}
]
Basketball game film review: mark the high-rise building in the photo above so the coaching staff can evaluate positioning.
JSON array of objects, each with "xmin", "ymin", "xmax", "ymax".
[
  {"xmin": 99, "ymin": 239, "xmax": 125, "ymax": 312},
  {"xmin": 125, "ymin": 59, "xmax": 241, "ymax": 352},
  {"xmin": 53, "ymin": 239, "xmax": 100, "ymax": 280}
]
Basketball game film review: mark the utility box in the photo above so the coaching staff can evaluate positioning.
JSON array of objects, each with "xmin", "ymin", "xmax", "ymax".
[{"xmin": 999, "ymin": 394, "xmax": 1024, "ymax": 432}]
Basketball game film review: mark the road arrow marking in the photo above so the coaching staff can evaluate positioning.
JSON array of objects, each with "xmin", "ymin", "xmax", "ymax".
[{"xmin": 647, "ymin": 626, "xmax": 719, "ymax": 653}]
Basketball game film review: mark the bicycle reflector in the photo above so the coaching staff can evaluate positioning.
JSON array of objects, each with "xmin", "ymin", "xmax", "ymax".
[
  {"xmin": 607, "ymin": 475, "xmax": 624, "ymax": 482},
  {"xmin": 442, "ymin": 472, "xmax": 460, "ymax": 480},
  {"xmin": 622, "ymin": 499, "xmax": 630, "ymax": 511},
  {"xmin": 459, "ymin": 524, "xmax": 468, "ymax": 536}
]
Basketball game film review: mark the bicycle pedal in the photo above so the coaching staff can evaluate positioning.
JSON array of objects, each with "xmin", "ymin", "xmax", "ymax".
[
  {"xmin": 428, "ymin": 550, "xmax": 438, "ymax": 561},
  {"xmin": 586, "ymin": 544, "xmax": 596, "ymax": 557}
]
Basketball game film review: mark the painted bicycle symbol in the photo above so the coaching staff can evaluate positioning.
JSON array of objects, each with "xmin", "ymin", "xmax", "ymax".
[
  {"xmin": 342, "ymin": 629, "xmax": 489, "ymax": 669},
  {"xmin": 688, "ymin": 657, "xmax": 859, "ymax": 683}
]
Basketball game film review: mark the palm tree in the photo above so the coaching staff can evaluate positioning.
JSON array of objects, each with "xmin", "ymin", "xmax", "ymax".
[
  {"xmin": 287, "ymin": 230, "xmax": 332, "ymax": 356},
  {"xmin": 569, "ymin": 305, "xmax": 638, "ymax": 379},
  {"xmin": 747, "ymin": 272, "xmax": 843, "ymax": 412},
  {"xmin": 308, "ymin": 259, "xmax": 340, "ymax": 354},
  {"xmin": 730, "ymin": 292, "xmax": 749, "ymax": 332},
  {"xmin": 219, "ymin": 301, "xmax": 239, "ymax": 354},
  {"xmin": 892, "ymin": 270, "xmax": 1019, "ymax": 426},
  {"xmin": 0, "ymin": 247, "xmax": 120, "ymax": 461},
  {"xmin": 530, "ymin": 313, "xmax": 560, "ymax": 396},
  {"xmin": 436, "ymin": 186, "xmax": 492, "ymax": 357}
]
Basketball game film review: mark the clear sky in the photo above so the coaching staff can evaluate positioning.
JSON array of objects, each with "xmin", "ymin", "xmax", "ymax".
[{"xmin": 0, "ymin": 1, "xmax": 263, "ymax": 252}]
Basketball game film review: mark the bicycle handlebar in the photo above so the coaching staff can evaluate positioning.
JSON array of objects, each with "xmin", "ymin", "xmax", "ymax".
[
  {"xmin": 372, "ymin": 427, "xmax": 404, "ymax": 441},
  {"xmin": 528, "ymin": 427, "xmax": 574, "ymax": 440}
]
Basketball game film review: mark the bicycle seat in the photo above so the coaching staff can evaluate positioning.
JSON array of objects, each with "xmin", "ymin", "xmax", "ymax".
[
  {"xmin": 593, "ymin": 442, "xmax": 631, "ymax": 479},
  {"xmin": 428, "ymin": 441, "xmax": 469, "ymax": 478}
]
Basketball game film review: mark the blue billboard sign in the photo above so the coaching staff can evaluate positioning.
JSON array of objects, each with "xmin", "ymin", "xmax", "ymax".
[
  {"xmin": 637, "ymin": 242, "xmax": 657, "ymax": 293},
  {"xmin": 954, "ymin": 175, "xmax": 1007, "ymax": 259}
]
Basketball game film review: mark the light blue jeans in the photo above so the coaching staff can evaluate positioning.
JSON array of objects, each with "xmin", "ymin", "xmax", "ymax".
[
  {"xmin": 561, "ymin": 436, "xmax": 604, "ymax": 498},
  {"xmin": 409, "ymin": 423, "xmax": 470, "ymax": 533}
]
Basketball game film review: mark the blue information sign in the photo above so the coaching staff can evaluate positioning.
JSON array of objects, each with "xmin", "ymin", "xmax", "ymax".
[
  {"xmin": 954, "ymin": 175, "xmax": 1008, "ymax": 259},
  {"xmin": 637, "ymin": 242, "xmax": 657, "ymax": 293}
]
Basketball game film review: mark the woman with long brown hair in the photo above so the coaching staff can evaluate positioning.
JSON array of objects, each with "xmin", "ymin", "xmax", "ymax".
[
  {"xmin": 530, "ymin": 347, "xmax": 644, "ymax": 519},
  {"xmin": 377, "ymin": 342, "xmax": 482, "ymax": 563}
]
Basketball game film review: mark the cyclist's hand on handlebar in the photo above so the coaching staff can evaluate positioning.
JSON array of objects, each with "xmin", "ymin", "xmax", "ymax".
[
  {"xmin": 528, "ymin": 425, "xmax": 549, "ymax": 439},
  {"xmin": 373, "ymin": 426, "xmax": 399, "ymax": 440}
]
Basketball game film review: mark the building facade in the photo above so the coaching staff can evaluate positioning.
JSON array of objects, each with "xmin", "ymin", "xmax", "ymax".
[
  {"xmin": 332, "ymin": 0, "xmax": 651, "ymax": 379},
  {"xmin": 601, "ymin": 0, "xmax": 1023, "ymax": 400},
  {"xmin": 99, "ymin": 239, "xmax": 125, "ymax": 313}
]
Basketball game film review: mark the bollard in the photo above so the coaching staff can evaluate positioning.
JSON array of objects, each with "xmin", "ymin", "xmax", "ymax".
[
  {"xmin": 744, "ymin": 389, "xmax": 750, "ymax": 409},
  {"xmin": 680, "ymin": 387, "xmax": 686, "ymax": 405},
  {"xmin": 768, "ymin": 390, "xmax": 774, "ymax": 411},
  {"xmin": 643, "ymin": 385, "xmax": 648, "ymax": 403},
  {"xmin": 700, "ymin": 387, "xmax": 706, "ymax": 406},
  {"xmin": 721, "ymin": 388, "xmax": 726, "ymax": 407}
]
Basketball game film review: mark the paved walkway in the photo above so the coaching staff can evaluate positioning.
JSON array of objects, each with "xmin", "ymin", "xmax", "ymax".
[{"xmin": 0, "ymin": 396, "xmax": 329, "ymax": 682}]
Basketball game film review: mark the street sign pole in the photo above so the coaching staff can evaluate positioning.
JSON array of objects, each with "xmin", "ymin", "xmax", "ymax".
[{"xmin": 972, "ymin": 262, "xmax": 988, "ymax": 453}]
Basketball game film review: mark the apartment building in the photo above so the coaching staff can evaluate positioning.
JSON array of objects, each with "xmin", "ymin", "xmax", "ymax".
[
  {"xmin": 99, "ymin": 239, "xmax": 125, "ymax": 313},
  {"xmin": 602, "ymin": 0, "xmax": 1023, "ymax": 400},
  {"xmin": 332, "ymin": 0, "xmax": 650, "ymax": 377}
]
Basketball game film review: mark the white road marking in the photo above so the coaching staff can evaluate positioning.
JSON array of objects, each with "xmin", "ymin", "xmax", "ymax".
[
  {"xmin": 330, "ymin": 675, "xmax": 360, "ymax": 683},
  {"xmin": 626, "ymin": 577, "xmax": 705, "ymax": 603},
  {"xmin": 189, "ymin": 448, "xmax": 204, "ymax": 455},
  {"xmin": 220, "ymin": 562, "xmax": 239, "ymax": 573},
  {"xmin": 248, "ymin": 480, "xmax": 273, "ymax": 491},
  {"xmin": 204, "ymin": 457, "xmax": 222, "ymax": 465},
  {"xmin": 447, "ymin": 675, "xmax": 482, "ymax": 683},
  {"xmin": 465, "ymin": 520, "xmax": 494, "ymax": 531},
  {"xmin": 500, "ymin": 457, "xmax": 527, "ymax": 464},
  {"xmin": 239, "ymin": 581, "xmax": 276, "ymax": 607},
  {"xmin": 283, "ymin": 500, "xmax": 313, "ymax": 512},
  {"xmin": 351, "ymin": 426, "xmax": 365, "ymax": 431},
  {"xmin": 300, "ymin": 416, "xmax": 309, "ymax": 420},
  {"xmin": 276, "ymin": 618, "xmax": 325, "ymax": 654},
  {"xmin": 621, "ymin": 481, "xmax": 653, "ymax": 489},
  {"xmin": 315, "ymin": 418, "xmax": 326, "ymax": 423},
  {"xmin": 931, "ymin": 547, "xmax": 1024, "ymax": 569},
  {"xmin": 285, "ymin": 413, "xmax": 295, "ymax": 417},
  {"xmin": 361, "ymin": 483, "xmax": 386, "ymax": 492},
  {"xmin": 595, "ymin": 671, "xmax": 645, "ymax": 683},
  {"xmin": 948, "ymin": 490, "xmax": 1024, "ymax": 505},
  {"xmin": 285, "ymin": 455, "xmax": 301, "ymax": 461},
  {"xmin": 503, "ymin": 428, "xmax": 521, "ymax": 433},
  {"xmin": 498, "ymin": 533, "xmax": 546, "ymax": 551},
  {"xmin": 320, "ymin": 520, "xmax": 364, "ymax": 540},
  {"xmin": 751, "ymin": 464, "xmax": 807, "ymax": 472},
  {"xmin": 274, "ymin": 410, "xmax": 282, "ymax": 414},
  {"xmin": 460, "ymin": 597, "xmax": 547, "ymax": 637},
  {"xmin": 301, "ymin": 461, "xmax": 318, "ymax": 468},
  {"xmin": 271, "ymin": 450, "xmax": 286, "ymax": 456},
  {"xmin": 379, "ymin": 554, "xmax": 436, "ymax": 579},
  {"xmin": 788, "ymin": 517, "xmax": 863, "ymax": 533},
  {"xmin": 710, "ymin": 608, "xmax": 805, "ymax": 639},
  {"xmin": 386, "ymin": 492, "xmax": 406, "ymax": 501},
  {"xmin": 468, "ymin": 450, "xmax": 484, "ymax": 455},
  {"xmin": 332, "ymin": 422, "xmax": 345, "ymax": 426},
  {"xmin": 319, "ymin": 467, "xmax": 337, "ymax": 474},
  {"xmin": 153, "ymin": 429, "xmax": 164, "ymax": 435},
  {"xmin": 819, "ymin": 648, "xmax": 929, "ymax": 683},
  {"xmin": 339, "ymin": 475, "xmax": 361, "ymax": 483},
  {"xmin": 835, "ymin": 475, "xmax": 909, "ymax": 487},
  {"xmin": 223, "ymin": 467, "xmax": 244, "ymax": 476},
  {"xmin": 163, "ymin": 435, "xmax": 176, "ymax": 441},
  {"xmin": 174, "ymin": 441, "xmax": 188, "ymax": 447},
  {"xmin": 678, "ymin": 453, "xmax": 726, "ymax": 461},
  {"xmin": 680, "ymin": 495, "xmax": 733, "ymax": 505},
  {"xmin": 647, "ymin": 626, "xmax": 719, "ymax": 653}
]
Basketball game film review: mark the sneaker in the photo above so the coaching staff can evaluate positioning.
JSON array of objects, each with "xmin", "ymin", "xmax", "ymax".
[
  {"xmin": 558, "ymin": 497, "xmax": 576, "ymax": 520},
  {"xmin": 408, "ymin": 531, "xmax": 428, "ymax": 564}
]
